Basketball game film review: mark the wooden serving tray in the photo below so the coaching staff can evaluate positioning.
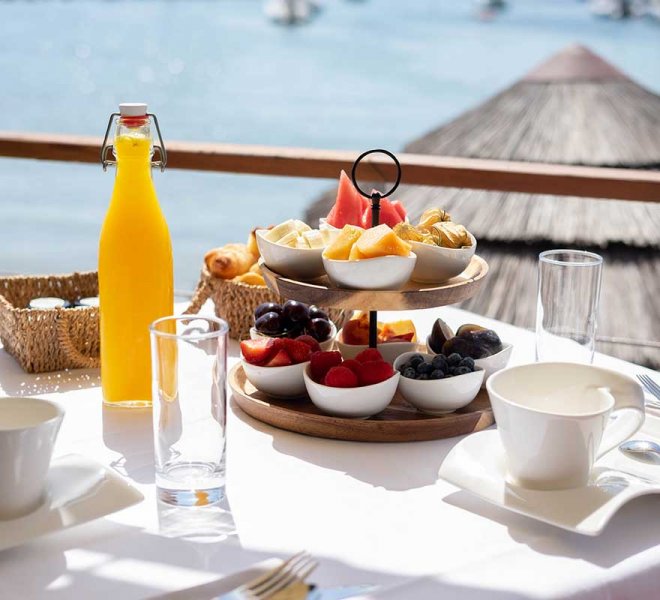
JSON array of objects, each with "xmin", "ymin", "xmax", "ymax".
[
  {"xmin": 229, "ymin": 364, "xmax": 494, "ymax": 443},
  {"xmin": 259, "ymin": 255, "xmax": 488, "ymax": 311}
]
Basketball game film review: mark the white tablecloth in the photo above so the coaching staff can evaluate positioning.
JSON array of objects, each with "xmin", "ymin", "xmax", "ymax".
[{"xmin": 0, "ymin": 306, "xmax": 658, "ymax": 600}]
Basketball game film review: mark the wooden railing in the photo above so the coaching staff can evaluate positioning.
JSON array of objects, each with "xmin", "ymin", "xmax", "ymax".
[{"xmin": 1, "ymin": 131, "xmax": 659, "ymax": 202}]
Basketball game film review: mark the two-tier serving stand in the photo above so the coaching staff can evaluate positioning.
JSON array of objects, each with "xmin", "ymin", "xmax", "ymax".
[{"xmin": 230, "ymin": 150, "xmax": 492, "ymax": 442}]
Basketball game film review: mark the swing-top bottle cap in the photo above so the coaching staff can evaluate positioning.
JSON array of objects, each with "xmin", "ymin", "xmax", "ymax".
[{"xmin": 119, "ymin": 103, "xmax": 147, "ymax": 117}]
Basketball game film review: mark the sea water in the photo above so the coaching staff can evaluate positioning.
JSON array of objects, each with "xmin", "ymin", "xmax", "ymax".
[{"xmin": 0, "ymin": 0, "xmax": 658, "ymax": 289}]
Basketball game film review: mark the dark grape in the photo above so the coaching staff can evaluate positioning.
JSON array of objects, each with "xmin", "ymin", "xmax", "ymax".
[
  {"xmin": 255, "ymin": 302, "xmax": 282, "ymax": 320},
  {"xmin": 306, "ymin": 318, "xmax": 332, "ymax": 342},
  {"xmin": 283, "ymin": 323, "xmax": 304, "ymax": 338},
  {"xmin": 255, "ymin": 311, "xmax": 282, "ymax": 335},
  {"xmin": 309, "ymin": 306, "xmax": 329, "ymax": 321},
  {"xmin": 282, "ymin": 300, "xmax": 310, "ymax": 324}
]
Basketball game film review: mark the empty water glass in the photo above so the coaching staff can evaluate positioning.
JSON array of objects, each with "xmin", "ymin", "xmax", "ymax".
[
  {"xmin": 150, "ymin": 315, "xmax": 228, "ymax": 506},
  {"xmin": 536, "ymin": 249, "xmax": 603, "ymax": 364}
]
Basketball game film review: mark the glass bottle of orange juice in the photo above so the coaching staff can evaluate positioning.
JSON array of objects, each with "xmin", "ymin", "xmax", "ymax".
[{"xmin": 99, "ymin": 103, "xmax": 173, "ymax": 407}]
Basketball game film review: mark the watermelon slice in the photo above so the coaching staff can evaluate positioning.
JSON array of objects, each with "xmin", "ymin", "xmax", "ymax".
[
  {"xmin": 391, "ymin": 200, "xmax": 407, "ymax": 221},
  {"xmin": 360, "ymin": 196, "xmax": 405, "ymax": 229},
  {"xmin": 325, "ymin": 171, "xmax": 364, "ymax": 228}
]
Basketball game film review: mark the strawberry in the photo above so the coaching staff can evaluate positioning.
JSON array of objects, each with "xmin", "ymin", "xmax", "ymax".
[
  {"xmin": 294, "ymin": 335, "xmax": 321, "ymax": 353},
  {"xmin": 282, "ymin": 338, "xmax": 312, "ymax": 364},
  {"xmin": 341, "ymin": 359, "xmax": 362, "ymax": 377},
  {"xmin": 358, "ymin": 360, "xmax": 394, "ymax": 386},
  {"xmin": 324, "ymin": 366, "xmax": 358, "ymax": 388},
  {"xmin": 265, "ymin": 349, "xmax": 293, "ymax": 367},
  {"xmin": 240, "ymin": 338, "xmax": 282, "ymax": 366},
  {"xmin": 310, "ymin": 351, "xmax": 342, "ymax": 383},
  {"xmin": 355, "ymin": 348, "xmax": 384, "ymax": 364}
]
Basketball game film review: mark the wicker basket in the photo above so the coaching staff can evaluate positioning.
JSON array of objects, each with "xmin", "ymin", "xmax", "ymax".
[
  {"xmin": 186, "ymin": 267, "xmax": 344, "ymax": 341},
  {"xmin": 0, "ymin": 271, "xmax": 100, "ymax": 373}
]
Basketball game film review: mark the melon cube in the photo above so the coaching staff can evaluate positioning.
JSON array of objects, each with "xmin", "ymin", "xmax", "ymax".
[
  {"xmin": 322, "ymin": 225, "xmax": 364, "ymax": 260},
  {"xmin": 354, "ymin": 224, "xmax": 412, "ymax": 258}
]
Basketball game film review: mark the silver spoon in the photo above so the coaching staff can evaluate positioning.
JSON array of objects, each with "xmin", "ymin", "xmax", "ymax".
[{"xmin": 619, "ymin": 440, "xmax": 660, "ymax": 463}]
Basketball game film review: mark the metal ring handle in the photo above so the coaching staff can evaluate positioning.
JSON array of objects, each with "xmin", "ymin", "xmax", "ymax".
[{"xmin": 350, "ymin": 148, "xmax": 402, "ymax": 199}]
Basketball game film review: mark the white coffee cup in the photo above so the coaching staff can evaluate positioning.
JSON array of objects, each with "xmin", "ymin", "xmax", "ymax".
[
  {"xmin": 0, "ymin": 397, "xmax": 64, "ymax": 519},
  {"xmin": 487, "ymin": 363, "xmax": 644, "ymax": 490}
]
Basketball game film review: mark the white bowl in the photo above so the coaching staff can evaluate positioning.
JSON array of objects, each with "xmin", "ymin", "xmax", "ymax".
[
  {"xmin": 336, "ymin": 327, "xmax": 416, "ymax": 365},
  {"xmin": 393, "ymin": 352, "xmax": 484, "ymax": 415},
  {"xmin": 303, "ymin": 365, "xmax": 400, "ymax": 419},
  {"xmin": 322, "ymin": 253, "xmax": 417, "ymax": 290},
  {"xmin": 242, "ymin": 359, "xmax": 309, "ymax": 398},
  {"xmin": 256, "ymin": 229, "xmax": 325, "ymax": 280},
  {"xmin": 410, "ymin": 233, "xmax": 476, "ymax": 284},
  {"xmin": 426, "ymin": 337, "xmax": 513, "ymax": 388},
  {"xmin": 249, "ymin": 322, "xmax": 336, "ymax": 352}
]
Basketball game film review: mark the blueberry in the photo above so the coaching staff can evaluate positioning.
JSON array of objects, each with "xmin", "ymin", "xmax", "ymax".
[
  {"xmin": 416, "ymin": 362, "xmax": 434, "ymax": 375},
  {"xmin": 432, "ymin": 354, "xmax": 448, "ymax": 370},
  {"xmin": 459, "ymin": 357, "xmax": 475, "ymax": 370},
  {"xmin": 408, "ymin": 354, "xmax": 425, "ymax": 367},
  {"xmin": 455, "ymin": 366, "xmax": 471, "ymax": 376},
  {"xmin": 447, "ymin": 353, "xmax": 462, "ymax": 366},
  {"xmin": 430, "ymin": 369, "xmax": 445, "ymax": 380},
  {"xmin": 403, "ymin": 367, "xmax": 417, "ymax": 379},
  {"xmin": 448, "ymin": 367, "xmax": 460, "ymax": 377},
  {"xmin": 418, "ymin": 374, "xmax": 430, "ymax": 380}
]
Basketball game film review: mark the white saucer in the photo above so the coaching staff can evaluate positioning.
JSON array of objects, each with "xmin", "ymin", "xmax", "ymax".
[
  {"xmin": 439, "ymin": 416, "xmax": 660, "ymax": 536},
  {"xmin": 0, "ymin": 453, "xmax": 143, "ymax": 552}
]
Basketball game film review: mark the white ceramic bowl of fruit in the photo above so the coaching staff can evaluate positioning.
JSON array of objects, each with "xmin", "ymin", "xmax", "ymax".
[
  {"xmin": 425, "ymin": 320, "xmax": 511, "ymax": 387},
  {"xmin": 256, "ymin": 220, "xmax": 338, "ymax": 281},
  {"xmin": 323, "ymin": 254, "xmax": 416, "ymax": 291},
  {"xmin": 249, "ymin": 301, "xmax": 336, "ymax": 351},
  {"xmin": 335, "ymin": 314, "xmax": 417, "ymax": 365},
  {"xmin": 303, "ymin": 349, "xmax": 400, "ymax": 419},
  {"xmin": 394, "ymin": 352, "xmax": 484, "ymax": 415},
  {"xmin": 240, "ymin": 336, "xmax": 320, "ymax": 398},
  {"xmin": 409, "ymin": 232, "xmax": 477, "ymax": 284}
]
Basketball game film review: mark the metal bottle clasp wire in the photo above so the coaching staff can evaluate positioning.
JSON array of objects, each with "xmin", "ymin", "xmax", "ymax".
[{"xmin": 100, "ymin": 112, "xmax": 168, "ymax": 172}]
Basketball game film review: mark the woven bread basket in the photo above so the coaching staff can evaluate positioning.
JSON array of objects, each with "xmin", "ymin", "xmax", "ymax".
[
  {"xmin": 0, "ymin": 271, "xmax": 100, "ymax": 373},
  {"xmin": 186, "ymin": 267, "xmax": 344, "ymax": 341}
]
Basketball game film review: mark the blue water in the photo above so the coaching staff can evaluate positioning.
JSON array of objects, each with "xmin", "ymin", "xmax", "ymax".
[{"xmin": 1, "ymin": 0, "xmax": 659, "ymax": 288}]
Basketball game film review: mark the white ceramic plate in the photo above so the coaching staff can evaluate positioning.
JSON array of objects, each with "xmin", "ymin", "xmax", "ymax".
[
  {"xmin": 438, "ymin": 418, "xmax": 660, "ymax": 536},
  {"xmin": 0, "ymin": 453, "xmax": 143, "ymax": 552}
]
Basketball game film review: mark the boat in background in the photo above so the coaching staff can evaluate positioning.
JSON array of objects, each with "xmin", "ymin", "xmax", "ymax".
[{"xmin": 265, "ymin": 0, "xmax": 321, "ymax": 25}]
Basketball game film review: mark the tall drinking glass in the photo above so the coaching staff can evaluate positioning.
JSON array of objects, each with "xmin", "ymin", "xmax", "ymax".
[
  {"xmin": 150, "ymin": 315, "xmax": 228, "ymax": 507},
  {"xmin": 536, "ymin": 249, "xmax": 603, "ymax": 364}
]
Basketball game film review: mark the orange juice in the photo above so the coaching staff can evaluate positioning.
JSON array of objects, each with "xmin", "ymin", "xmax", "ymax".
[{"xmin": 99, "ymin": 106, "xmax": 173, "ymax": 407}]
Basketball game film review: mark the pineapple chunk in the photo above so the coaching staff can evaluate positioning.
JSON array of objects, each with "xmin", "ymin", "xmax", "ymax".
[
  {"xmin": 278, "ymin": 231, "xmax": 300, "ymax": 247},
  {"xmin": 293, "ymin": 219, "xmax": 312, "ymax": 233},
  {"xmin": 348, "ymin": 243, "xmax": 366, "ymax": 260},
  {"xmin": 354, "ymin": 224, "xmax": 412, "ymax": 258},
  {"xmin": 322, "ymin": 225, "xmax": 364, "ymax": 260},
  {"xmin": 302, "ymin": 229, "xmax": 325, "ymax": 249}
]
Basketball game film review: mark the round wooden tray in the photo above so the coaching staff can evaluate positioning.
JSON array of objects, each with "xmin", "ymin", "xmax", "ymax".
[
  {"xmin": 229, "ymin": 363, "xmax": 494, "ymax": 443},
  {"xmin": 259, "ymin": 255, "xmax": 488, "ymax": 311}
]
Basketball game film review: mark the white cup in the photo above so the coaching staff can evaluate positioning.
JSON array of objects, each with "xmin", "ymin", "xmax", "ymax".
[
  {"xmin": 487, "ymin": 363, "xmax": 644, "ymax": 490},
  {"xmin": 0, "ymin": 397, "xmax": 64, "ymax": 519}
]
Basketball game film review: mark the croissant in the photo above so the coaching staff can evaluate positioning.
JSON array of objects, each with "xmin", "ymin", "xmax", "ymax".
[{"xmin": 205, "ymin": 243, "xmax": 255, "ymax": 279}]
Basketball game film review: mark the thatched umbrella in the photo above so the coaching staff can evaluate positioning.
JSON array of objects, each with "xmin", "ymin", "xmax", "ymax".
[{"xmin": 306, "ymin": 45, "xmax": 660, "ymax": 368}]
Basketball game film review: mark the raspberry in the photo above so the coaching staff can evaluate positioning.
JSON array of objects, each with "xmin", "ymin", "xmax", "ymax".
[
  {"xmin": 358, "ymin": 360, "xmax": 395, "ymax": 386},
  {"xmin": 282, "ymin": 338, "xmax": 312, "ymax": 364},
  {"xmin": 324, "ymin": 366, "xmax": 358, "ymax": 388},
  {"xmin": 341, "ymin": 359, "xmax": 362, "ymax": 376},
  {"xmin": 295, "ymin": 335, "xmax": 321, "ymax": 353},
  {"xmin": 310, "ymin": 351, "xmax": 343, "ymax": 383},
  {"xmin": 355, "ymin": 348, "xmax": 384, "ymax": 364}
]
